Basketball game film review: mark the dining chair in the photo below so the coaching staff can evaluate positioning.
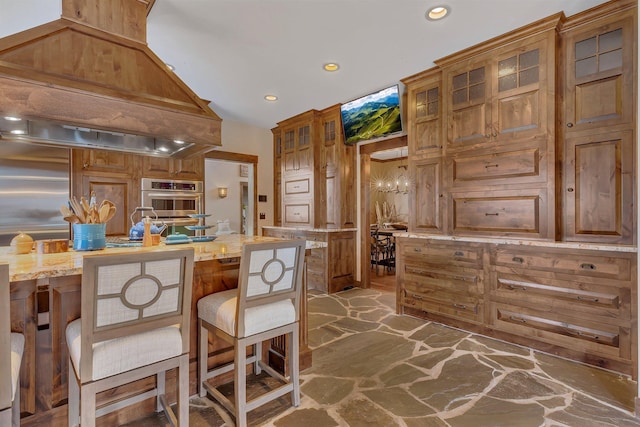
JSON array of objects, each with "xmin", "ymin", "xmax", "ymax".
[
  {"xmin": 197, "ymin": 239, "xmax": 306, "ymax": 427},
  {"xmin": 66, "ymin": 249, "xmax": 194, "ymax": 427},
  {"xmin": 0, "ymin": 263, "xmax": 24, "ymax": 427}
]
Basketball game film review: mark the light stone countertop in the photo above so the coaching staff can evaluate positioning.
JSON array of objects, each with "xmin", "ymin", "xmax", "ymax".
[
  {"xmin": 262, "ymin": 226, "xmax": 358, "ymax": 232},
  {"xmin": 394, "ymin": 232, "xmax": 638, "ymax": 253},
  {"xmin": 0, "ymin": 234, "xmax": 326, "ymax": 282}
]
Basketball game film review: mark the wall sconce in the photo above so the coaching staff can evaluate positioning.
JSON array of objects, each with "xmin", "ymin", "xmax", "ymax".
[{"xmin": 217, "ymin": 187, "xmax": 228, "ymax": 198}]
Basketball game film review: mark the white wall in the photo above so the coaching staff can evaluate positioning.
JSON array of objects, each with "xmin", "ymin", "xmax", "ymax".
[
  {"xmin": 204, "ymin": 160, "xmax": 247, "ymax": 234},
  {"xmin": 209, "ymin": 120, "xmax": 274, "ymax": 234}
]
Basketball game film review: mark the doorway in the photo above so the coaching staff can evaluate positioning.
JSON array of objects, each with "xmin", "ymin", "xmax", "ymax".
[
  {"xmin": 204, "ymin": 151, "xmax": 258, "ymax": 236},
  {"xmin": 359, "ymin": 135, "xmax": 408, "ymax": 290}
]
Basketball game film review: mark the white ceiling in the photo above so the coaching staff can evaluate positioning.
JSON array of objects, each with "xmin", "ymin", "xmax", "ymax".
[{"xmin": 0, "ymin": 0, "xmax": 609, "ymax": 130}]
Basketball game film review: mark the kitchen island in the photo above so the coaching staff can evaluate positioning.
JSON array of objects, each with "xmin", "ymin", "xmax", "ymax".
[{"xmin": 1, "ymin": 234, "xmax": 322, "ymax": 427}]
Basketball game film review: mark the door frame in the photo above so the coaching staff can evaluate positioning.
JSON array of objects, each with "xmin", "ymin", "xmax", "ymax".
[
  {"xmin": 204, "ymin": 150, "xmax": 258, "ymax": 236},
  {"xmin": 358, "ymin": 135, "xmax": 407, "ymax": 288}
]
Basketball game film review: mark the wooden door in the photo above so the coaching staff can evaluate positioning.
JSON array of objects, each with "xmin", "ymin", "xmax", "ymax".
[
  {"xmin": 444, "ymin": 60, "xmax": 491, "ymax": 151},
  {"xmin": 408, "ymin": 75, "xmax": 442, "ymax": 157},
  {"xmin": 282, "ymin": 128, "xmax": 297, "ymax": 172},
  {"xmin": 74, "ymin": 149, "xmax": 136, "ymax": 176},
  {"xmin": 491, "ymin": 36, "xmax": 551, "ymax": 144},
  {"xmin": 562, "ymin": 10, "xmax": 635, "ymax": 135},
  {"xmin": 563, "ymin": 130, "xmax": 634, "ymax": 244},
  {"xmin": 173, "ymin": 158, "xmax": 203, "ymax": 181},
  {"xmin": 296, "ymin": 123, "xmax": 313, "ymax": 172},
  {"xmin": 141, "ymin": 156, "xmax": 173, "ymax": 178},
  {"xmin": 410, "ymin": 157, "xmax": 443, "ymax": 233},
  {"xmin": 81, "ymin": 175, "xmax": 138, "ymax": 236}
]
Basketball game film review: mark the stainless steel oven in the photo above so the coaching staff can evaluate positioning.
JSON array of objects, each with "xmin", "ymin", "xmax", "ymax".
[{"xmin": 141, "ymin": 178, "xmax": 203, "ymax": 229}]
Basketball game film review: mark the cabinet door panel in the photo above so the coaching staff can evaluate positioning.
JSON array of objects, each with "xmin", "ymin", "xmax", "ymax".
[
  {"xmin": 284, "ymin": 177, "xmax": 311, "ymax": 195},
  {"xmin": 410, "ymin": 158, "xmax": 442, "ymax": 233},
  {"xmin": 451, "ymin": 189, "xmax": 548, "ymax": 237},
  {"xmin": 283, "ymin": 202, "xmax": 311, "ymax": 226},
  {"xmin": 563, "ymin": 12, "xmax": 634, "ymax": 133},
  {"xmin": 450, "ymin": 103, "xmax": 488, "ymax": 146},
  {"xmin": 564, "ymin": 130, "xmax": 634, "ymax": 243},
  {"xmin": 82, "ymin": 175, "xmax": 136, "ymax": 236},
  {"xmin": 497, "ymin": 90, "xmax": 539, "ymax": 134},
  {"xmin": 450, "ymin": 147, "xmax": 541, "ymax": 186}
]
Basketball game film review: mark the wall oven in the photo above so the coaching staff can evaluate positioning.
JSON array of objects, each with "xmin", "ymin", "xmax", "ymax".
[{"xmin": 141, "ymin": 178, "xmax": 203, "ymax": 230}]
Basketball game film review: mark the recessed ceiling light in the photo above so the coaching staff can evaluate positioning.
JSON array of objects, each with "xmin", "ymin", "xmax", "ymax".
[
  {"xmin": 323, "ymin": 63, "xmax": 340, "ymax": 72},
  {"xmin": 158, "ymin": 146, "xmax": 169, "ymax": 152},
  {"xmin": 426, "ymin": 5, "xmax": 450, "ymax": 21},
  {"xmin": 173, "ymin": 139, "xmax": 185, "ymax": 144},
  {"xmin": 4, "ymin": 116, "xmax": 21, "ymax": 121},
  {"xmin": 264, "ymin": 95, "xmax": 278, "ymax": 102}
]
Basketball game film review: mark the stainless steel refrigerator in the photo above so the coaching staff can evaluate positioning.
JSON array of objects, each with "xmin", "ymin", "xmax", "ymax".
[{"xmin": 0, "ymin": 141, "xmax": 70, "ymax": 246}]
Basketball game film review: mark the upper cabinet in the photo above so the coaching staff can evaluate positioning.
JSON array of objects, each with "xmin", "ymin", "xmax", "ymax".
[
  {"xmin": 141, "ymin": 156, "xmax": 204, "ymax": 181},
  {"xmin": 272, "ymin": 127, "xmax": 283, "ymax": 226},
  {"xmin": 403, "ymin": 68, "xmax": 443, "ymax": 158},
  {"xmin": 438, "ymin": 16, "xmax": 560, "ymax": 154},
  {"xmin": 282, "ymin": 111, "xmax": 316, "ymax": 174},
  {"xmin": 559, "ymin": 1, "xmax": 637, "ymax": 244},
  {"xmin": 561, "ymin": 5, "xmax": 636, "ymax": 136}
]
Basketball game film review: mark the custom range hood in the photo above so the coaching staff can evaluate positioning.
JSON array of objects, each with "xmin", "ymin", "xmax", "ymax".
[{"xmin": 0, "ymin": 0, "xmax": 221, "ymax": 158}]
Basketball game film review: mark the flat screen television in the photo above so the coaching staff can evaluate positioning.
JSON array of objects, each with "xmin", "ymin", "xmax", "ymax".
[{"xmin": 341, "ymin": 84, "xmax": 403, "ymax": 145}]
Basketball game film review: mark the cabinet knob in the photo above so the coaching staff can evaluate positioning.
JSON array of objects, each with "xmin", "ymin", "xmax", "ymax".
[
  {"xmin": 82, "ymin": 163, "xmax": 89, "ymax": 169},
  {"xmin": 512, "ymin": 256, "xmax": 524, "ymax": 263},
  {"xmin": 492, "ymin": 132, "xmax": 497, "ymax": 138},
  {"xmin": 567, "ymin": 122, "xmax": 574, "ymax": 128},
  {"xmin": 485, "ymin": 134, "xmax": 491, "ymax": 139},
  {"xmin": 567, "ymin": 188, "xmax": 574, "ymax": 192}
]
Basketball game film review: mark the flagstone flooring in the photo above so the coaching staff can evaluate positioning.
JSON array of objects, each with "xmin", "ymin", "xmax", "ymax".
[{"xmin": 126, "ymin": 287, "xmax": 640, "ymax": 426}]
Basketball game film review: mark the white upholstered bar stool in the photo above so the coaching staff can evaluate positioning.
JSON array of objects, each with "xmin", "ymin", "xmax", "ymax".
[
  {"xmin": 65, "ymin": 249, "xmax": 194, "ymax": 427},
  {"xmin": 0, "ymin": 263, "xmax": 24, "ymax": 427},
  {"xmin": 198, "ymin": 240, "xmax": 306, "ymax": 427}
]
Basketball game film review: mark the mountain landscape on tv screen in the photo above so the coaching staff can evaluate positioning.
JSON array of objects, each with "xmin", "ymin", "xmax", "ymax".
[{"xmin": 342, "ymin": 90, "xmax": 402, "ymax": 144}]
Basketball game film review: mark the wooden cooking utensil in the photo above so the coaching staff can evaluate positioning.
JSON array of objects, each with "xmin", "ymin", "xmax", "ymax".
[{"xmin": 99, "ymin": 204, "xmax": 110, "ymax": 223}]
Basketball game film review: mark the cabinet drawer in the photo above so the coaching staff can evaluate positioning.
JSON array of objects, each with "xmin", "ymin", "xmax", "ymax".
[
  {"xmin": 450, "ymin": 147, "xmax": 542, "ymax": 186},
  {"xmin": 493, "ymin": 247, "xmax": 632, "ymax": 281},
  {"xmin": 492, "ymin": 271, "xmax": 629, "ymax": 321},
  {"xmin": 284, "ymin": 177, "xmax": 311, "ymax": 195},
  {"xmin": 404, "ymin": 266, "xmax": 482, "ymax": 295},
  {"xmin": 400, "ymin": 239, "xmax": 483, "ymax": 268},
  {"xmin": 402, "ymin": 290, "xmax": 483, "ymax": 323},
  {"xmin": 284, "ymin": 203, "xmax": 310, "ymax": 225},
  {"xmin": 451, "ymin": 189, "xmax": 547, "ymax": 236},
  {"xmin": 491, "ymin": 302, "xmax": 629, "ymax": 360}
]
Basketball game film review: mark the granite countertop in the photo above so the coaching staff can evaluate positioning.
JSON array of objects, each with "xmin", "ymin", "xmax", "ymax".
[
  {"xmin": 262, "ymin": 226, "xmax": 358, "ymax": 232},
  {"xmin": 394, "ymin": 232, "xmax": 638, "ymax": 253},
  {"xmin": 0, "ymin": 234, "xmax": 327, "ymax": 282}
]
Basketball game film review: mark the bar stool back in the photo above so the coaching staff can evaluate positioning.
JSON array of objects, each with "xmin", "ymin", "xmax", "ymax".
[
  {"xmin": 65, "ymin": 249, "xmax": 194, "ymax": 427},
  {"xmin": 198, "ymin": 240, "xmax": 306, "ymax": 427}
]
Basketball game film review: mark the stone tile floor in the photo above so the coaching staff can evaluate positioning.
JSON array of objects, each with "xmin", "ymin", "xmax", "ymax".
[{"xmin": 126, "ymin": 287, "xmax": 640, "ymax": 426}]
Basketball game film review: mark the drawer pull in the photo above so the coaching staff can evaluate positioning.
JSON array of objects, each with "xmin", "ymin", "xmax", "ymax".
[
  {"xmin": 507, "ymin": 284, "xmax": 527, "ymax": 291},
  {"xmin": 580, "ymin": 263, "xmax": 596, "ymax": 270},
  {"xmin": 577, "ymin": 295, "xmax": 599, "ymax": 303},
  {"xmin": 576, "ymin": 331, "xmax": 599, "ymax": 340},
  {"xmin": 413, "ymin": 247, "xmax": 422, "ymax": 253},
  {"xmin": 453, "ymin": 303, "xmax": 467, "ymax": 310},
  {"xmin": 512, "ymin": 257, "xmax": 524, "ymax": 264},
  {"xmin": 453, "ymin": 251, "xmax": 464, "ymax": 257},
  {"xmin": 509, "ymin": 316, "xmax": 527, "ymax": 323},
  {"xmin": 484, "ymin": 164, "xmax": 499, "ymax": 169},
  {"xmin": 485, "ymin": 213, "xmax": 499, "ymax": 216},
  {"xmin": 412, "ymin": 294, "xmax": 424, "ymax": 301}
]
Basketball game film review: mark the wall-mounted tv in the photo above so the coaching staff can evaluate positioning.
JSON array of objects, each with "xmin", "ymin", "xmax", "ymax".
[{"xmin": 341, "ymin": 84, "xmax": 403, "ymax": 145}]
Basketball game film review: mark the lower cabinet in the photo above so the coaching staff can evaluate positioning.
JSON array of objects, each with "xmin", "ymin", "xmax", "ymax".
[
  {"xmin": 262, "ymin": 228, "xmax": 356, "ymax": 293},
  {"xmin": 396, "ymin": 236, "xmax": 637, "ymax": 377}
]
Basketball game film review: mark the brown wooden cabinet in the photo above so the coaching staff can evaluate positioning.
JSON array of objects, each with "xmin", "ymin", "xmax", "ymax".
[
  {"xmin": 282, "ymin": 112, "xmax": 315, "ymax": 174},
  {"xmin": 320, "ymin": 105, "xmax": 356, "ymax": 229},
  {"xmin": 272, "ymin": 127, "xmax": 283, "ymax": 226},
  {"xmin": 141, "ymin": 156, "xmax": 204, "ymax": 181},
  {"xmin": 410, "ymin": 158, "xmax": 443, "ymax": 233},
  {"xmin": 397, "ymin": 238, "xmax": 486, "ymax": 325},
  {"xmin": 397, "ymin": 236, "xmax": 637, "ymax": 377},
  {"xmin": 439, "ymin": 19, "xmax": 558, "ymax": 153},
  {"xmin": 563, "ymin": 130, "xmax": 634, "ymax": 244},
  {"xmin": 560, "ymin": 5, "xmax": 636, "ymax": 136},
  {"xmin": 559, "ymin": 2, "xmax": 637, "ymax": 244},
  {"xmin": 489, "ymin": 245, "xmax": 636, "ymax": 375},
  {"xmin": 71, "ymin": 149, "xmax": 139, "ymax": 236}
]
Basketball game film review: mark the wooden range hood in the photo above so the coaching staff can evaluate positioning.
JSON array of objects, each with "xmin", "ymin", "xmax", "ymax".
[{"xmin": 0, "ymin": 0, "xmax": 221, "ymax": 158}]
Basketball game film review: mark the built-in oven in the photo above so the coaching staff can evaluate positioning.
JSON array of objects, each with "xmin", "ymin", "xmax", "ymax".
[{"xmin": 141, "ymin": 178, "xmax": 203, "ymax": 235}]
